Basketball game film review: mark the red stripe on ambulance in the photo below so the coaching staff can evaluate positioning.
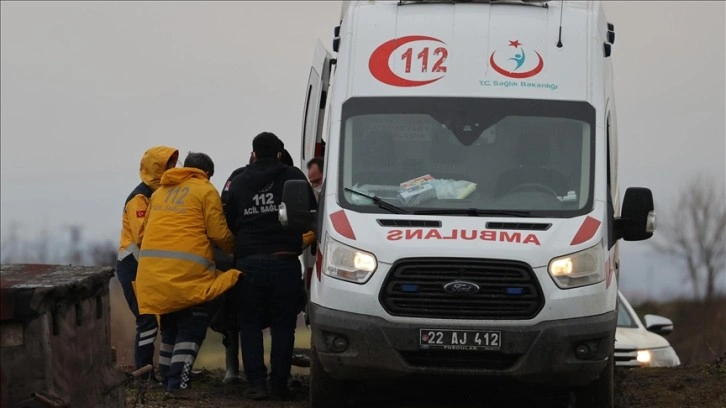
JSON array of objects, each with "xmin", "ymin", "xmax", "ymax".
[
  {"xmin": 330, "ymin": 210, "xmax": 356, "ymax": 240},
  {"xmin": 315, "ymin": 247, "xmax": 323, "ymax": 282},
  {"xmin": 570, "ymin": 216, "xmax": 601, "ymax": 245}
]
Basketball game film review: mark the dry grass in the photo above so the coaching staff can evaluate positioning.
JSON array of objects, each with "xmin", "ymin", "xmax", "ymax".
[
  {"xmin": 615, "ymin": 363, "xmax": 726, "ymax": 408},
  {"xmin": 632, "ymin": 296, "xmax": 726, "ymax": 365},
  {"xmin": 110, "ymin": 275, "xmax": 311, "ymax": 373},
  {"xmin": 109, "ymin": 276, "xmax": 139, "ymax": 367}
]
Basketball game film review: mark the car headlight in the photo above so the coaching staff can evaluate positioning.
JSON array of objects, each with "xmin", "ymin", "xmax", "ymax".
[
  {"xmin": 636, "ymin": 350, "xmax": 651, "ymax": 364},
  {"xmin": 324, "ymin": 238, "xmax": 377, "ymax": 284},
  {"xmin": 548, "ymin": 242, "xmax": 604, "ymax": 288},
  {"xmin": 636, "ymin": 346, "xmax": 680, "ymax": 368}
]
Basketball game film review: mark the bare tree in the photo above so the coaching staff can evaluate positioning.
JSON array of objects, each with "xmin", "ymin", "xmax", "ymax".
[
  {"xmin": 2, "ymin": 221, "xmax": 120, "ymax": 267},
  {"xmin": 34, "ymin": 226, "xmax": 51, "ymax": 264},
  {"xmin": 1, "ymin": 221, "xmax": 21, "ymax": 263},
  {"xmin": 0, "ymin": 221, "xmax": 51, "ymax": 264},
  {"xmin": 87, "ymin": 240, "xmax": 118, "ymax": 267},
  {"xmin": 652, "ymin": 174, "xmax": 726, "ymax": 303},
  {"xmin": 64, "ymin": 224, "xmax": 84, "ymax": 265}
]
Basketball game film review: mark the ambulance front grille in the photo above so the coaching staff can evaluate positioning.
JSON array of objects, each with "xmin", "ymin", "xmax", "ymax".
[{"xmin": 379, "ymin": 258, "xmax": 544, "ymax": 320}]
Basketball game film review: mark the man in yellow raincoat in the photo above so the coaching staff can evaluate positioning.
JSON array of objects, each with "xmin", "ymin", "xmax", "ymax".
[
  {"xmin": 116, "ymin": 145, "xmax": 178, "ymax": 379},
  {"xmin": 136, "ymin": 152, "xmax": 243, "ymax": 397}
]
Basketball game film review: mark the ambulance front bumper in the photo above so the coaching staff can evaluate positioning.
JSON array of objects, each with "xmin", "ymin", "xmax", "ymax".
[{"xmin": 309, "ymin": 303, "xmax": 616, "ymax": 386}]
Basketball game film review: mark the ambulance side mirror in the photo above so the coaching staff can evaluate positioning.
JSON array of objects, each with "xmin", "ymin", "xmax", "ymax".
[
  {"xmin": 279, "ymin": 180, "xmax": 316, "ymax": 232},
  {"xmin": 615, "ymin": 187, "xmax": 655, "ymax": 241}
]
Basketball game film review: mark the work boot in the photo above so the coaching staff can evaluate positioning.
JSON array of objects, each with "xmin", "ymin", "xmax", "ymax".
[
  {"xmin": 291, "ymin": 351, "xmax": 310, "ymax": 368},
  {"xmin": 244, "ymin": 383, "xmax": 269, "ymax": 400},
  {"xmin": 223, "ymin": 369, "xmax": 243, "ymax": 384},
  {"xmin": 130, "ymin": 374, "xmax": 163, "ymax": 389},
  {"xmin": 164, "ymin": 388, "xmax": 203, "ymax": 400},
  {"xmin": 270, "ymin": 383, "xmax": 293, "ymax": 401}
]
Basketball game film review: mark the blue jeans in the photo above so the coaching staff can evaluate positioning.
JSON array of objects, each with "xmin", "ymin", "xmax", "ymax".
[
  {"xmin": 159, "ymin": 301, "xmax": 216, "ymax": 390},
  {"xmin": 236, "ymin": 256, "xmax": 302, "ymax": 389},
  {"xmin": 116, "ymin": 254, "xmax": 158, "ymax": 373}
]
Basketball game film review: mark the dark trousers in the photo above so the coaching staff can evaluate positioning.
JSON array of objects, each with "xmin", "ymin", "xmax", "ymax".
[
  {"xmin": 236, "ymin": 256, "xmax": 302, "ymax": 389},
  {"xmin": 159, "ymin": 302, "xmax": 215, "ymax": 391},
  {"xmin": 210, "ymin": 248, "xmax": 242, "ymax": 374},
  {"xmin": 116, "ymin": 254, "xmax": 158, "ymax": 373}
]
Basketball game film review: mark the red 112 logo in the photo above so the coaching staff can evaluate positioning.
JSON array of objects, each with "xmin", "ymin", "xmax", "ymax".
[{"xmin": 369, "ymin": 35, "xmax": 448, "ymax": 87}]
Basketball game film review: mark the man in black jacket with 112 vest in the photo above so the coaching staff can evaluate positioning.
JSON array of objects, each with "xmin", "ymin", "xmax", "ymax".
[{"xmin": 224, "ymin": 132, "xmax": 316, "ymax": 400}]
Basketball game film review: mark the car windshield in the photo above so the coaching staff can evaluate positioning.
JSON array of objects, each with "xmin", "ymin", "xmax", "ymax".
[
  {"xmin": 617, "ymin": 298, "xmax": 638, "ymax": 328},
  {"xmin": 338, "ymin": 97, "xmax": 596, "ymax": 217}
]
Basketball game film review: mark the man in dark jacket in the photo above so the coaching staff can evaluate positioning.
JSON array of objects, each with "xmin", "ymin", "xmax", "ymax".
[
  {"xmin": 225, "ymin": 132, "xmax": 316, "ymax": 400},
  {"xmin": 221, "ymin": 144, "xmax": 293, "ymax": 204},
  {"xmin": 214, "ymin": 144, "xmax": 295, "ymax": 385}
]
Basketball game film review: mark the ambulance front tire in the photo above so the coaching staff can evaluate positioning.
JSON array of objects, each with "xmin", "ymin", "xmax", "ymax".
[
  {"xmin": 574, "ymin": 351, "xmax": 615, "ymax": 408},
  {"xmin": 309, "ymin": 345, "xmax": 349, "ymax": 408}
]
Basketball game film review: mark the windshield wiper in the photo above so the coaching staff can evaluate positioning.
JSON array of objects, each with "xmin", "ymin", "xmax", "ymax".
[
  {"xmin": 344, "ymin": 188, "xmax": 409, "ymax": 214},
  {"xmin": 413, "ymin": 208, "xmax": 532, "ymax": 217}
]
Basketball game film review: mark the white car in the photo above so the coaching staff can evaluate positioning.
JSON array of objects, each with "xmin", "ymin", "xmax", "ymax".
[{"xmin": 614, "ymin": 291, "xmax": 681, "ymax": 367}]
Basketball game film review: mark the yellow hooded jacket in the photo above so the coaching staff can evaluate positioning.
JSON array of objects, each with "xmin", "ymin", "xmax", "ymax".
[
  {"xmin": 136, "ymin": 167, "xmax": 242, "ymax": 315},
  {"xmin": 117, "ymin": 146, "xmax": 179, "ymax": 261}
]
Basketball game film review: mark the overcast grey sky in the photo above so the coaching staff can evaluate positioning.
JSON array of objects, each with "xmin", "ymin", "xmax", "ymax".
[{"xmin": 1, "ymin": 1, "xmax": 724, "ymax": 297}]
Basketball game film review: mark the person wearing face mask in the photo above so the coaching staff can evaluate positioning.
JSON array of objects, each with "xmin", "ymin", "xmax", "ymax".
[{"xmin": 306, "ymin": 156, "xmax": 324, "ymax": 200}]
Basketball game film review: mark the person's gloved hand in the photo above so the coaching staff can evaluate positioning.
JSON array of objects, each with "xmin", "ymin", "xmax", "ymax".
[{"xmin": 302, "ymin": 230, "xmax": 316, "ymax": 249}]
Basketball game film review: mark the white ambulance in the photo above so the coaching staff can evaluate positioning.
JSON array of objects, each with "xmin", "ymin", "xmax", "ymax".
[{"xmin": 281, "ymin": 1, "xmax": 655, "ymax": 407}]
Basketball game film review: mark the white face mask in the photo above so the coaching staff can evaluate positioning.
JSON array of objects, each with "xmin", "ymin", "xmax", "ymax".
[{"xmin": 313, "ymin": 184, "xmax": 322, "ymax": 197}]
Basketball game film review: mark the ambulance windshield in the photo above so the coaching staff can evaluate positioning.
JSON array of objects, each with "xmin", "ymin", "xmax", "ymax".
[{"xmin": 339, "ymin": 97, "xmax": 596, "ymax": 218}]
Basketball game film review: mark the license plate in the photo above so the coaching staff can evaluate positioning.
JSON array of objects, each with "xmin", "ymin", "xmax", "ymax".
[{"xmin": 419, "ymin": 329, "xmax": 501, "ymax": 351}]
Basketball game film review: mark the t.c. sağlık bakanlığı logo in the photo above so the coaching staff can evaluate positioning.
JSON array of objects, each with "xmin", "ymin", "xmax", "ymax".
[{"xmin": 489, "ymin": 40, "xmax": 544, "ymax": 79}]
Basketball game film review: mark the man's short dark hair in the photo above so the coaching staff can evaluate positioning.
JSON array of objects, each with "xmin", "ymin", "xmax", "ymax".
[
  {"xmin": 280, "ymin": 149, "xmax": 294, "ymax": 166},
  {"xmin": 253, "ymin": 132, "xmax": 283, "ymax": 159},
  {"xmin": 184, "ymin": 152, "xmax": 215, "ymax": 177},
  {"xmin": 307, "ymin": 156, "xmax": 324, "ymax": 171}
]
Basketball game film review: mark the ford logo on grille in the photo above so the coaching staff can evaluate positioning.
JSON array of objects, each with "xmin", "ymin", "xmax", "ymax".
[{"xmin": 443, "ymin": 281, "xmax": 480, "ymax": 295}]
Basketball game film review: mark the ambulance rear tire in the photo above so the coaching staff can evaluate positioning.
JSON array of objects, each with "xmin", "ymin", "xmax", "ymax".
[{"xmin": 309, "ymin": 345, "xmax": 348, "ymax": 408}]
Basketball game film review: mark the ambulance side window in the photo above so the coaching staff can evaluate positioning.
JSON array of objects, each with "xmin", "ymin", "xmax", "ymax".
[
  {"xmin": 302, "ymin": 70, "xmax": 321, "ymax": 164},
  {"xmin": 606, "ymin": 111, "xmax": 616, "ymax": 248},
  {"xmin": 606, "ymin": 113, "xmax": 612, "ymax": 190},
  {"xmin": 302, "ymin": 84, "xmax": 313, "ymax": 161}
]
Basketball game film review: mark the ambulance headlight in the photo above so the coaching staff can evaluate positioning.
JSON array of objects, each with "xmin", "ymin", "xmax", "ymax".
[
  {"xmin": 548, "ymin": 242, "xmax": 604, "ymax": 288},
  {"xmin": 324, "ymin": 238, "xmax": 377, "ymax": 284}
]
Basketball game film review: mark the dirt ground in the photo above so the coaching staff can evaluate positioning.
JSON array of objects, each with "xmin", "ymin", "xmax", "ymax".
[
  {"xmin": 121, "ymin": 296, "xmax": 726, "ymax": 407},
  {"xmin": 125, "ymin": 357, "xmax": 726, "ymax": 408},
  {"xmin": 614, "ymin": 361, "xmax": 726, "ymax": 408}
]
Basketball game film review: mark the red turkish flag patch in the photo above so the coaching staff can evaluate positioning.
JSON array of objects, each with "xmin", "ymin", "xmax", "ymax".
[{"xmin": 136, "ymin": 210, "xmax": 146, "ymax": 218}]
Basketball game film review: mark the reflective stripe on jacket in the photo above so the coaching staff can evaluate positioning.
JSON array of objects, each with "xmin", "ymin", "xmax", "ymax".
[{"xmin": 136, "ymin": 167, "xmax": 240, "ymax": 315}]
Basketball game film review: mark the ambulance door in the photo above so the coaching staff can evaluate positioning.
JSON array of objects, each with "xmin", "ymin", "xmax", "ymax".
[
  {"xmin": 300, "ymin": 41, "xmax": 332, "ymax": 167},
  {"xmin": 300, "ymin": 41, "xmax": 332, "ymax": 311}
]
